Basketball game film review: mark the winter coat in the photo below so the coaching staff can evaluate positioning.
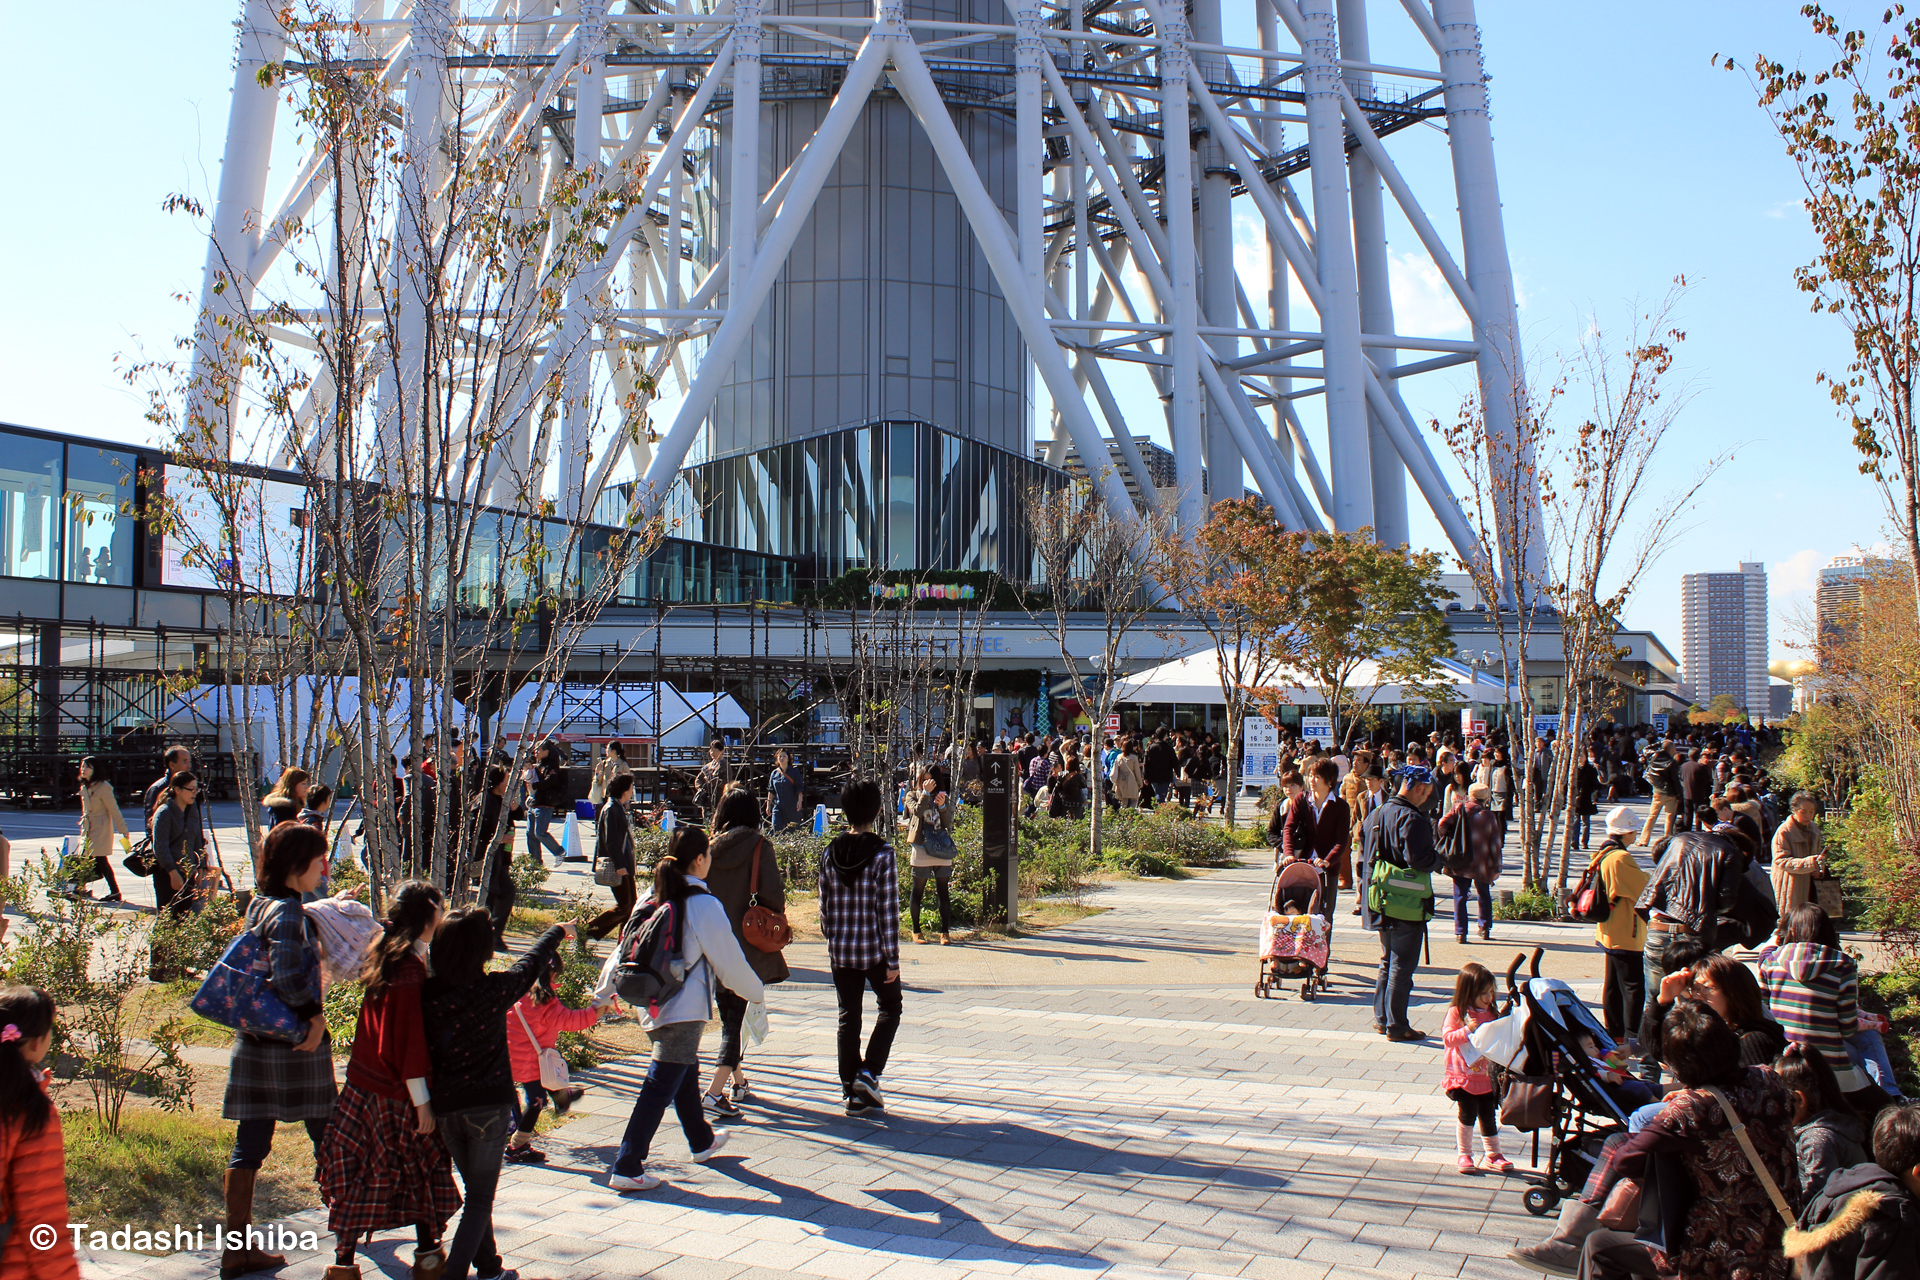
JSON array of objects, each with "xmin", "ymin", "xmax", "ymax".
[
  {"xmin": 1283, "ymin": 791, "xmax": 1350, "ymax": 865},
  {"xmin": 0, "ymin": 1073, "xmax": 79, "ymax": 1280},
  {"xmin": 1436, "ymin": 798, "xmax": 1502, "ymax": 883},
  {"xmin": 1636, "ymin": 830, "xmax": 1749, "ymax": 950},
  {"xmin": 1110, "ymin": 752, "xmax": 1144, "ymax": 802},
  {"xmin": 702, "ymin": 825, "xmax": 790, "ymax": 985},
  {"xmin": 1358, "ymin": 793, "xmax": 1439, "ymax": 930},
  {"xmin": 1763, "ymin": 942, "xmax": 1861, "ymax": 1078},
  {"xmin": 1785, "ymin": 1162, "xmax": 1920, "ymax": 1280},
  {"xmin": 1772, "ymin": 819, "xmax": 1825, "ymax": 917},
  {"xmin": 591, "ymin": 876, "xmax": 766, "ymax": 1028},
  {"xmin": 505, "ymin": 989, "xmax": 602, "ymax": 1085},
  {"xmin": 78, "ymin": 780, "xmax": 130, "ymax": 859},
  {"xmin": 1795, "ymin": 1110, "xmax": 1871, "ymax": 1207},
  {"xmin": 1589, "ymin": 838, "xmax": 1649, "ymax": 952}
]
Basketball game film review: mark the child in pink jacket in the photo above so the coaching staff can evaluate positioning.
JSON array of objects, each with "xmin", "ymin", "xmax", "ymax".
[
  {"xmin": 1442, "ymin": 961, "xmax": 1513, "ymax": 1174},
  {"xmin": 504, "ymin": 954, "xmax": 604, "ymax": 1164}
]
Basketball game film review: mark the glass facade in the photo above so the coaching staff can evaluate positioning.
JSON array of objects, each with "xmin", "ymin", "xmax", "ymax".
[
  {"xmin": 0, "ymin": 429, "xmax": 143, "ymax": 587},
  {"xmin": 617, "ymin": 420, "xmax": 1067, "ymax": 581}
]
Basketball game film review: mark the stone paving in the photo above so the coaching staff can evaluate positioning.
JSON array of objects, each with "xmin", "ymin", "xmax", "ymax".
[{"xmin": 69, "ymin": 800, "xmax": 1630, "ymax": 1280}]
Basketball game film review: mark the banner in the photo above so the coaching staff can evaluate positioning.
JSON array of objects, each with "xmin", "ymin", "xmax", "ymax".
[
  {"xmin": 1532, "ymin": 714, "xmax": 1560, "ymax": 740},
  {"xmin": 1242, "ymin": 717, "xmax": 1279, "ymax": 788},
  {"xmin": 1300, "ymin": 716, "xmax": 1333, "ymax": 747}
]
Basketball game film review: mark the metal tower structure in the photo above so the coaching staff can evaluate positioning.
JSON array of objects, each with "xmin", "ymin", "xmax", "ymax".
[{"xmin": 192, "ymin": 0, "xmax": 1541, "ymax": 580}]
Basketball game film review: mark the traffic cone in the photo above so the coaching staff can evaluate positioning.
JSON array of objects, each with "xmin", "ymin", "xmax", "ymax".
[{"xmin": 562, "ymin": 812, "xmax": 583, "ymax": 861}]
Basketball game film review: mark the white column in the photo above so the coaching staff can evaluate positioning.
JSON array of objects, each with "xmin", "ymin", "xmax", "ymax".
[
  {"xmin": 1297, "ymin": 0, "xmax": 1372, "ymax": 531},
  {"xmin": 1158, "ymin": 5, "xmax": 1206, "ymax": 533},
  {"xmin": 730, "ymin": 0, "xmax": 763, "ymax": 279},
  {"xmin": 1014, "ymin": 0, "xmax": 1046, "ymax": 456},
  {"xmin": 1257, "ymin": 0, "xmax": 1293, "ymax": 471},
  {"xmin": 1433, "ymin": 0, "xmax": 1544, "ymax": 591},
  {"xmin": 1338, "ymin": 0, "xmax": 1406, "ymax": 546},
  {"xmin": 559, "ymin": 0, "xmax": 610, "ymax": 519},
  {"xmin": 1192, "ymin": 0, "xmax": 1242, "ymax": 507},
  {"xmin": 189, "ymin": 0, "xmax": 285, "ymax": 455}
]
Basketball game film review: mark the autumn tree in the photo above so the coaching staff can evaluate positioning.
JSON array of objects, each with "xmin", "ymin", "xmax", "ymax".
[{"xmin": 1740, "ymin": 8, "xmax": 1920, "ymax": 622}]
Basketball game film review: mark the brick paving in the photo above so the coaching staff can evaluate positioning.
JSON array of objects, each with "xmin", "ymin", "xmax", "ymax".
[{"xmin": 72, "ymin": 804, "xmax": 1634, "ymax": 1280}]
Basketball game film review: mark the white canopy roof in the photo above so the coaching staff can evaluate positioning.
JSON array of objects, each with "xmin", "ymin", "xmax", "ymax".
[{"xmin": 1112, "ymin": 649, "xmax": 1517, "ymax": 706}]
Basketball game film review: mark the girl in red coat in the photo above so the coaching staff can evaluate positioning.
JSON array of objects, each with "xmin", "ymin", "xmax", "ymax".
[
  {"xmin": 315, "ymin": 881, "xmax": 461, "ymax": 1280},
  {"xmin": 502, "ymin": 953, "xmax": 603, "ymax": 1164},
  {"xmin": 0, "ymin": 986, "xmax": 78, "ymax": 1280}
]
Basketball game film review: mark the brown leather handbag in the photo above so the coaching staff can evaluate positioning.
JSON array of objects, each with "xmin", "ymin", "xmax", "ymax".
[{"xmin": 741, "ymin": 837, "xmax": 792, "ymax": 953}]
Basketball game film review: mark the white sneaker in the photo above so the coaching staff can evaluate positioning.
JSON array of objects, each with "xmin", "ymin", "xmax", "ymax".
[
  {"xmin": 609, "ymin": 1171, "xmax": 661, "ymax": 1192},
  {"xmin": 690, "ymin": 1130, "xmax": 729, "ymax": 1163}
]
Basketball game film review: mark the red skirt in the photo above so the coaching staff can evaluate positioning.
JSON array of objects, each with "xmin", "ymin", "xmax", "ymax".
[{"xmin": 316, "ymin": 1081, "xmax": 462, "ymax": 1236}]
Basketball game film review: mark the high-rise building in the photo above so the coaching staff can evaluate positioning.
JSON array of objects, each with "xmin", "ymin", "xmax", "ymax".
[
  {"xmin": 1816, "ymin": 554, "xmax": 1895, "ymax": 657},
  {"xmin": 1680, "ymin": 562, "xmax": 1768, "ymax": 716}
]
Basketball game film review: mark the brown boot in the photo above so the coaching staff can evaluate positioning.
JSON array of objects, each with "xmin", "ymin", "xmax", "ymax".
[
  {"xmin": 218, "ymin": 1169, "xmax": 286, "ymax": 1279},
  {"xmin": 322, "ymin": 1268, "xmax": 361, "ymax": 1280},
  {"xmin": 1505, "ymin": 1197, "xmax": 1600, "ymax": 1277},
  {"xmin": 412, "ymin": 1245, "xmax": 448, "ymax": 1280}
]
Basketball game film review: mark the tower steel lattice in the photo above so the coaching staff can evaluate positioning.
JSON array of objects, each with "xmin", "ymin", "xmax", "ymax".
[{"xmin": 191, "ymin": 0, "xmax": 1543, "ymax": 582}]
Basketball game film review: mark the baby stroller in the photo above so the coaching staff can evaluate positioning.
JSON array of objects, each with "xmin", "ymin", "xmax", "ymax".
[
  {"xmin": 1470, "ymin": 949, "xmax": 1634, "ymax": 1216},
  {"xmin": 1255, "ymin": 859, "xmax": 1331, "ymax": 1000}
]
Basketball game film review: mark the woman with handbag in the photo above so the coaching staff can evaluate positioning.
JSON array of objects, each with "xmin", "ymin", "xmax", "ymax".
[
  {"xmin": 75, "ymin": 756, "xmax": 127, "ymax": 903},
  {"xmin": 221, "ymin": 823, "xmax": 335, "ymax": 1280},
  {"xmin": 421, "ymin": 909, "xmax": 577, "ymax": 1280},
  {"xmin": 152, "ymin": 771, "xmax": 208, "ymax": 919},
  {"xmin": 587, "ymin": 774, "xmax": 638, "ymax": 941},
  {"xmin": 700, "ymin": 789, "xmax": 789, "ymax": 1116},
  {"xmin": 1511, "ymin": 998, "xmax": 1800, "ymax": 1280},
  {"xmin": 905, "ymin": 771, "xmax": 959, "ymax": 945}
]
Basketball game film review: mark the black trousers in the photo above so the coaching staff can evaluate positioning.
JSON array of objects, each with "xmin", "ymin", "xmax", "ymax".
[
  {"xmin": 830, "ymin": 964, "xmax": 902, "ymax": 1090},
  {"xmin": 1601, "ymin": 947, "xmax": 1646, "ymax": 1042}
]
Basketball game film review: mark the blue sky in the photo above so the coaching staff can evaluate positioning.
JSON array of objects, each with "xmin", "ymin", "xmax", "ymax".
[{"xmin": 0, "ymin": 1, "xmax": 1889, "ymax": 664}]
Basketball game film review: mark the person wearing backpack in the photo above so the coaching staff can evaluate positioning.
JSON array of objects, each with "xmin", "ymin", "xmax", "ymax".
[
  {"xmin": 1637, "ymin": 744, "xmax": 1683, "ymax": 848},
  {"xmin": 1360, "ymin": 765, "xmax": 1440, "ymax": 1041},
  {"xmin": 598, "ymin": 828, "xmax": 765, "ymax": 1192},
  {"xmin": 1435, "ymin": 782, "xmax": 1501, "ymax": 944},
  {"xmin": 819, "ymin": 779, "xmax": 902, "ymax": 1115},
  {"xmin": 1581, "ymin": 806, "xmax": 1649, "ymax": 1045}
]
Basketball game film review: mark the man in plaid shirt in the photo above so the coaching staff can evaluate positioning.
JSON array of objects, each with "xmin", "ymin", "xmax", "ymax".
[{"xmin": 818, "ymin": 778, "xmax": 902, "ymax": 1115}]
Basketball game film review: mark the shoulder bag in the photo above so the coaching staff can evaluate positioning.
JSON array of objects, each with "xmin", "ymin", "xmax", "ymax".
[
  {"xmin": 512, "ymin": 1002, "xmax": 571, "ymax": 1092},
  {"xmin": 741, "ymin": 836, "xmax": 793, "ymax": 953},
  {"xmin": 189, "ymin": 904, "xmax": 316, "ymax": 1043},
  {"xmin": 1701, "ymin": 1084, "xmax": 1797, "ymax": 1231}
]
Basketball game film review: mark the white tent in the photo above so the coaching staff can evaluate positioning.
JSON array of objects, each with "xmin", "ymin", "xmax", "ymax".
[
  {"xmin": 158, "ymin": 676, "xmax": 466, "ymax": 782},
  {"xmin": 1112, "ymin": 650, "xmax": 1518, "ymax": 707}
]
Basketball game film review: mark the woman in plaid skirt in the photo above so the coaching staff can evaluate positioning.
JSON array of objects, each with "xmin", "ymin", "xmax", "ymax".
[
  {"xmin": 315, "ymin": 881, "xmax": 461, "ymax": 1280},
  {"xmin": 220, "ymin": 824, "xmax": 337, "ymax": 1280}
]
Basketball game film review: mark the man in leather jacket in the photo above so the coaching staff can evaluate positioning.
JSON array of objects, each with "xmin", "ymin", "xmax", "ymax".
[{"xmin": 1633, "ymin": 827, "xmax": 1755, "ymax": 1080}]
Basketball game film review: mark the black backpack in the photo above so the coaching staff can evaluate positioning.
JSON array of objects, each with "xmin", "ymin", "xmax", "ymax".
[
  {"xmin": 1437, "ymin": 809, "xmax": 1475, "ymax": 877},
  {"xmin": 612, "ymin": 885, "xmax": 711, "ymax": 1014}
]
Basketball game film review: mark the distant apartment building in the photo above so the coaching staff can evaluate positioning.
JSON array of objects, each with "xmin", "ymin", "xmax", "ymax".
[
  {"xmin": 1816, "ymin": 554, "xmax": 1896, "ymax": 658},
  {"xmin": 1680, "ymin": 562, "xmax": 1767, "ymax": 717}
]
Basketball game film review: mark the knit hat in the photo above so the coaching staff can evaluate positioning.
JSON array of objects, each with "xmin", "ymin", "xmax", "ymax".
[{"xmin": 1604, "ymin": 805, "xmax": 1637, "ymax": 835}]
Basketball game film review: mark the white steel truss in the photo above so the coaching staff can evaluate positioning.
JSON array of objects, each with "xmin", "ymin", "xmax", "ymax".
[{"xmin": 191, "ymin": 0, "xmax": 1543, "ymax": 581}]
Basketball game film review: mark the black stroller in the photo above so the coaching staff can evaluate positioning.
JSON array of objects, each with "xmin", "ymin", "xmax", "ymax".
[{"xmin": 1488, "ymin": 949, "xmax": 1634, "ymax": 1216}]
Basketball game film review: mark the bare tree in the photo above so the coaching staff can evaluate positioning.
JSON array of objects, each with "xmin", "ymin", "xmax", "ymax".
[{"xmin": 1024, "ymin": 479, "xmax": 1173, "ymax": 858}]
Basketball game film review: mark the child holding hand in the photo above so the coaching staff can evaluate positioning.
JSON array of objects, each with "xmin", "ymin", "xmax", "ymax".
[
  {"xmin": 503, "ymin": 951, "xmax": 605, "ymax": 1164},
  {"xmin": 1443, "ymin": 961, "xmax": 1514, "ymax": 1174}
]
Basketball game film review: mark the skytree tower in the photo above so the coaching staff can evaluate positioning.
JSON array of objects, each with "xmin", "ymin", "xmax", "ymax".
[{"xmin": 191, "ymin": 0, "xmax": 1542, "ymax": 587}]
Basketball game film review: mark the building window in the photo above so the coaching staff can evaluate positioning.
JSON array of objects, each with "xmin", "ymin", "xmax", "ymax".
[
  {"xmin": 64, "ymin": 445, "xmax": 136, "ymax": 586},
  {"xmin": 0, "ymin": 432, "xmax": 63, "ymax": 581}
]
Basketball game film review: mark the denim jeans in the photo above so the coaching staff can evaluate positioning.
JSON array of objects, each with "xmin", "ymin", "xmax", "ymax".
[
  {"xmin": 1849, "ymin": 1027, "xmax": 1907, "ymax": 1099},
  {"xmin": 439, "ymin": 1104, "xmax": 511, "ymax": 1279},
  {"xmin": 1451, "ymin": 878, "xmax": 1493, "ymax": 939},
  {"xmin": 513, "ymin": 1082, "xmax": 549, "ymax": 1135},
  {"xmin": 1578, "ymin": 813, "xmax": 1594, "ymax": 847},
  {"xmin": 610, "ymin": 1058, "xmax": 713, "ymax": 1177},
  {"xmin": 1373, "ymin": 920, "xmax": 1424, "ymax": 1034},
  {"xmin": 1639, "ymin": 931, "xmax": 1681, "ymax": 1084},
  {"xmin": 228, "ymin": 1117, "xmax": 328, "ymax": 1170},
  {"xmin": 528, "ymin": 806, "xmax": 567, "ymax": 862}
]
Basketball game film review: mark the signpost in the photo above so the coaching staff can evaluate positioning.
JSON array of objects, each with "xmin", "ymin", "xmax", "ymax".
[
  {"xmin": 1532, "ymin": 714, "xmax": 1560, "ymax": 740},
  {"xmin": 1241, "ymin": 717, "xmax": 1279, "ymax": 790},
  {"xmin": 981, "ymin": 752, "xmax": 1018, "ymax": 926},
  {"xmin": 1300, "ymin": 716, "xmax": 1333, "ymax": 748},
  {"xmin": 1651, "ymin": 713, "xmax": 1669, "ymax": 736}
]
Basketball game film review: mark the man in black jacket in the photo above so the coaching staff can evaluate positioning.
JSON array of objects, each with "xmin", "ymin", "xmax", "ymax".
[
  {"xmin": 1360, "ymin": 765, "xmax": 1440, "ymax": 1041},
  {"xmin": 1142, "ymin": 731, "xmax": 1177, "ymax": 806},
  {"xmin": 1636, "ymin": 745, "xmax": 1682, "ymax": 848},
  {"xmin": 1677, "ymin": 747, "xmax": 1712, "ymax": 833}
]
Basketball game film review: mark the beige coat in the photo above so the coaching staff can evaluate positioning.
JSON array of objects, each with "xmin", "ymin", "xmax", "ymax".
[
  {"xmin": 78, "ymin": 781, "xmax": 130, "ymax": 859},
  {"xmin": 1111, "ymin": 752, "xmax": 1144, "ymax": 801},
  {"xmin": 1771, "ymin": 817, "xmax": 1825, "ymax": 916}
]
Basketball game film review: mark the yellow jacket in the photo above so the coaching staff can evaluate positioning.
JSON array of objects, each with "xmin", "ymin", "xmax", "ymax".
[{"xmin": 1590, "ymin": 839, "xmax": 1648, "ymax": 951}]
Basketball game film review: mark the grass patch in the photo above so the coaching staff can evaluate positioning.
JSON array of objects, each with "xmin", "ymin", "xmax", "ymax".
[
  {"xmin": 1861, "ymin": 959, "xmax": 1920, "ymax": 1099},
  {"xmin": 64, "ymin": 1108, "xmax": 320, "ymax": 1247}
]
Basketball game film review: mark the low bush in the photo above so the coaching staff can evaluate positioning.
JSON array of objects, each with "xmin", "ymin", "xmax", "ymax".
[
  {"xmin": 1860, "ymin": 960, "xmax": 1920, "ymax": 1100},
  {"xmin": 1495, "ymin": 887, "xmax": 1557, "ymax": 921}
]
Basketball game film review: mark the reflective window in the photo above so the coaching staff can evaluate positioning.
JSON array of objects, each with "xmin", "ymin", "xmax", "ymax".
[
  {"xmin": 64, "ymin": 445, "xmax": 135, "ymax": 585},
  {"xmin": 0, "ymin": 432, "xmax": 63, "ymax": 580},
  {"xmin": 887, "ymin": 424, "xmax": 916, "ymax": 570}
]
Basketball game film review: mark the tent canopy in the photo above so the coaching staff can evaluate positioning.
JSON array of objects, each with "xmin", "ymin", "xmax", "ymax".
[{"xmin": 1112, "ymin": 649, "xmax": 1518, "ymax": 707}]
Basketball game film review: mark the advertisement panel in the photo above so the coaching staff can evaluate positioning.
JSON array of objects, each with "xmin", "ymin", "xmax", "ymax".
[{"xmin": 1300, "ymin": 716, "xmax": 1333, "ymax": 747}]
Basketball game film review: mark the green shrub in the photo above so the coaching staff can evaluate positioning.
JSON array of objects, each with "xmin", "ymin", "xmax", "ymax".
[
  {"xmin": 1495, "ymin": 887, "xmax": 1557, "ymax": 921},
  {"xmin": 510, "ymin": 851, "xmax": 551, "ymax": 894},
  {"xmin": 149, "ymin": 894, "xmax": 243, "ymax": 979},
  {"xmin": 323, "ymin": 979, "xmax": 363, "ymax": 1052},
  {"xmin": 1860, "ymin": 959, "xmax": 1920, "ymax": 1099}
]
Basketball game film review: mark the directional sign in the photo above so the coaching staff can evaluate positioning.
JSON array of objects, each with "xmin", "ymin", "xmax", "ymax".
[{"xmin": 981, "ymin": 752, "xmax": 1017, "ymax": 924}]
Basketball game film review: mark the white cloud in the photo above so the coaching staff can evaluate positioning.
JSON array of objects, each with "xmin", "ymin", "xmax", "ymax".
[
  {"xmin": 1388, "ymin": 250, "xmax": 1472, "ymax": 337},
  {"xmin": 1771, "ymin": 548, "xmax": 1825, "ymax": 596}
]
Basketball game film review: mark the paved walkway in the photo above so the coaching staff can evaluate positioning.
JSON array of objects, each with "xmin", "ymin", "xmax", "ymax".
[{"xmin": 73, "ymin": 807, "xmax": 1629, "ymax": 1280}]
